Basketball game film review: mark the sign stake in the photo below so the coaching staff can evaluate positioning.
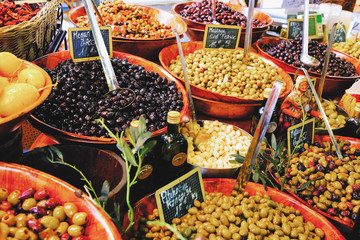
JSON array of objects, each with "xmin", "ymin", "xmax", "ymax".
[{"xmin": 293, "ymin": 68, "xmax": 343, "ymax": 160}]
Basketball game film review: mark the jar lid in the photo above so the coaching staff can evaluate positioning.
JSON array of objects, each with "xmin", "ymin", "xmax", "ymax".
[
  {"xmin": 167, "ymin": 111, "xmax": 180, "ymax": 124},
  {"xmin": 130, "ymin": 120, "xmax": 140, "ymax": 128}
]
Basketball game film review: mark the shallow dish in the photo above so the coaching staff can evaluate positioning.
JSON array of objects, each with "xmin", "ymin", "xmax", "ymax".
[
  {"xmin": 159, "ymin": 41, "xmax": 293, "ymax": 104},
  {"xmin": 172, "ymin": 1, "xmax": 272, "ymax": 31},
  {"xmin": 68, "ymin": 5, "xmax": 187, "ymax": 60},
  {"xmin": 0, "ymin": 162, "xmax": 121, "ymax": 240},
  {"xmin": 122, "ymin": 179, "xmax": 345, "ymax": 240},
  {"xmin": 0, "ymin": 59, "xmax": 52, "ymax": 137},
  {"xmin": 255, "ymin": 37, "xmax": 360, "ymax": 95},
  {"xmin": 28, "ymin": 50, "xmax": 190, "ymax": 145}
]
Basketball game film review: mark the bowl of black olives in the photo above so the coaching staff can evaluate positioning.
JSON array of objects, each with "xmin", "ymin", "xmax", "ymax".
[
  {"xmin": 29, "ymin": 51, "xmax": 190, "ymax": 144},
  {"xmin": 255, "ymin": 37, "xmax": 360, "ymax": 96}
]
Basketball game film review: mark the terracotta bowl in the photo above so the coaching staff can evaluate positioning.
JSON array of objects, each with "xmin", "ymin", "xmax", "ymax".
[
  {"xmin": 28, "ymin": 50, "xmax": 190, "ymax": 145},
  {"xmin": 193, "ymin": 95, "xmax": 261, "ymax": 119},
  {"xmin": 186, "ymin": 26, "xmax": 269, "ymax": 48},
  {"xmin": 0, "ymin": 162, "xmax": 121, "ymax": 240},
  {"xmin": 122, "ymin": 179, "xmax": 345, "ymax": 240},
  {"xmin": 18, "ymin": 144, "xmax": 127, "ymax": 209},
  {"xmin": 172, "ymin": 1, "xmax": 273, "ymax": 31},
  {"xmin": 255, "ymin": 37, "xmax": 360, "ymax": 96},
  {"xmin": 270, "ymin": 135, "xmax": 360, "ymax": 234},
  {"xmin": 0, "ymin": 59, "xmax": 52, "ymax": 137},
  {"xmin": 159, "ymin": 41, "xmax": 293, "ymax": 104},
  {"xmin": 67, "ymin": 5, "xmax": 187, "ymax": 61}
]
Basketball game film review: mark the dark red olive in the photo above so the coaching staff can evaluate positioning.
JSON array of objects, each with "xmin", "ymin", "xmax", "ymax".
[
  {"xmin": 34, "ymin": 190, "xmax": 48, "ymax": 201},
  {"xmin": 18, "ymin": 187, "xmax": 36, "ymax": 200},
  {"xmin": 326, "ymin": 208, "xmax": 336, "ymax": 216},
  {"xmin": 27, "ymin": 218, "xmax": 42, "ymax": 232},
  {"xmin": 72, "ymin": 235, "xmax": 89, "ymax": 240},
  {"xmin": 60, "ymin": 233, "xmax": 71, "ymax": 240},
  {"xmin": 30, "ymin": 206, "xmax": 47, "ymax": 217},
  {"xmin": 45, "ymin": 198, "xmax": 61, "ymax": 209}
]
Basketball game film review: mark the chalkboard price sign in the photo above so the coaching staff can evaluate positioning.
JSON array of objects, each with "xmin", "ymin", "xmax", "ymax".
[
  {"xmin": 327, "ymin": 25, "xmax": 346, "ymax": 44},
  {"xmin": 203, "ymin": 24, "xmax": 241, "ymax": 50},
  {"xmin": 155, "ymin": 168, "xmax": 205, "ymax": 223},
  {"xmin": 287, "ymin": 17, "xmax": 317, "ymax": 40},
  {"xmin": 287, "ymin": 118, "xmax": 315, "ymax": 154},
  {"xmin": 69, "ymin": 27, "xmax": 113, "ymax": 62}
]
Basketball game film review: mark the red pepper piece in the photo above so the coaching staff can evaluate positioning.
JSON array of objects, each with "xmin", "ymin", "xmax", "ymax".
[
  {"xmin": 18, "ymin": 187, "xmax": 36, "ymax": 200},
  {"xmin": 60, "ymin": 233, "xmax": 71, "ymax": 240},
  {"xmin": 0, "ymin": 201, "xmax": 12, "ymax": 211},
  {"xmin": 72, "ymin": 235, "xmax": 89, "ymax": 240}
]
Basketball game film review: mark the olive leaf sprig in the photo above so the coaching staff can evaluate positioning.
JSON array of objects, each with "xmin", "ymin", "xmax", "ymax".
[{"xmin": 97, "ymin": 116, "xmax": 157, "ymax": 233}]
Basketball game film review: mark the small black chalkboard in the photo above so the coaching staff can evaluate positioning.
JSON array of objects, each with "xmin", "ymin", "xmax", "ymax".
[
  {"xmin": 203, "ymin": 24, "xmax": 241, "ymax": 50},
  {"xmin": 155, "ymin": 168, "xmax": 205, "ymax": 223},
  {"xmin": 328, "ymin": 25, "xmax": 346, "ymax": 44},
  {"xmin": 68, "ymin": 27, "xmax": 113, "ymax": 62},
  {"xmin": 287, "ymin": 17, "xmax": 317, "ymax": 40},
  {"xmin": 287, "ymin": 118, "xmax": 315, "ymax": 154}
]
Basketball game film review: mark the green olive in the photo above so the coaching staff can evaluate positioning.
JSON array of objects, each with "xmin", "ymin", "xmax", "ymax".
[
  {"xmin": 53, "ymin": 206, "xmax": 66, "ymax": 221},
  {"xmin": 72, "ymin": 212, "xmax": 88, "ymax": 226},
  {"xmin": 67, "ymin": 225, "xmax": 84, "ymax": 237},
  {"xmin": 64, "ymin": 203, "xmax": 78, "ymax": 218},
  {"xmin": 7, "ymin": 190, "xmax": 20, "ymax": 206},
  {"xmin": 0, "ymin": 188, "xmax": 8, "ymax": 201},
  {"xmin": 40, "ymin": 216, "xmax": 60, "ymax": 229},
  {"xmin": 14, "ymin": 227, "xmax": 30, "ymax": 240},
  {"xmin": 22, "ymin": 198, "xmax": 37, "ymax": 211}
]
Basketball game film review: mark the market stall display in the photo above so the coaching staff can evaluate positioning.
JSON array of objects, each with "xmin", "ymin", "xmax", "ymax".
[
  {"xmin": 67, "ymin": 0, "xmax": 187, "ymax": 60},
  {"xmin": 333, "ymin": 39, "xmax": 360, "ymax": 60},
  {"xmin": 0, "ymin": 162, "xmax": 121, "ymax": 240},
  {"xmin": 0, "ymin": 52, "xmax": 52, "ymax": 137},
  {"xmin": 173, "ymin": 0, "xmax": 272, "ymax": 46},
  {"xmin": 123, "ymin": 179, "xmax": 345, "ymax": 240},
  {"xmin": 28, "ymin": 50, "xmax": 189, "ymax": 144}
]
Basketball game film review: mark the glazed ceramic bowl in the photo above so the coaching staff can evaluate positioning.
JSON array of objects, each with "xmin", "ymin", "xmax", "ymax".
[
  {"xmin": 18, "ymin": 144, "xmax": 127, "ymax": 208},
  {"xmin": 68, "ymin": 5, "xmax": 187, "ymax": 61},
  {"xmin": 28, "ymin": 50, "xmax": 190, "ymax": 145},
  {"xmin": 0, "ymin": 162, "xmax": 121, "ymax": 240},
  {"xmin": 255, "ymin": 37, "xmax": 360, "ymax": 96},
  {"xmin": 172, "ymin": 1, "xmax": 272, "ymax": 31},
  {"xmin": 0, "ymin": 59, "xmax": 52, "ymax": 137},
  {"xmin": 122, "ymin": 179, "xmax": 345, "ymax": 240},
  {"xmin": 270, "ymin": 135, "xmax": 360, "ymax": 234},
  {"xmin": 159, "ymin": 41, "xmax": 293, "ymax": 103}
]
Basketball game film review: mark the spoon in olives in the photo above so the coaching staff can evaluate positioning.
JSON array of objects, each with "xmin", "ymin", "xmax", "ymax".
[
  {"xmin": 211, "ymin": 0, "xmax": 220, "ymax": 25},
  {"xmin": 300, "ymin": 0, "xmax": 320, "ymax": 68},
  {"xmin": 174, "ymin": 29, "xmax": 211, "ymax": 152},
  {"xmin": 83, "ymin": 0, "xmax": 135, "ymax": 105}
]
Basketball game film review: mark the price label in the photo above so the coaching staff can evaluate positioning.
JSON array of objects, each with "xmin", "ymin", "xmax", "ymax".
[
  {"xmin": 68, "ymin": 27, "xmax": 113, "ymax": 62},
  {"xmin": 287, "ymin": 118, "xmax": 315, "ymax": 154},
  {"xmin": 155, "ymin": 168, "xmax": 205, "ymax": 223},
  {"xmin": 203, "ymin": 24, "xmax": 241, "ymax": 50},
  {"xmin": 287, "ymin": 17, "xmax": 317, "ymax": 40}
]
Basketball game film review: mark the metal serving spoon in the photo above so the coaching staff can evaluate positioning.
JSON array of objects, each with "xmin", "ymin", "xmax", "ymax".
[{"xmin": 300, "ymin": 0, "xmax": 320, "ymax": 68}]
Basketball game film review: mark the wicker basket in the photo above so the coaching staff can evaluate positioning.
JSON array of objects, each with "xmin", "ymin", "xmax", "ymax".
[{"xmin": 0, "ymin": 0, "xmax": 61, "ymax": 61}]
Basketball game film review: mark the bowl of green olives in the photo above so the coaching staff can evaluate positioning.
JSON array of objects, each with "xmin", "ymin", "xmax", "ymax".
[
  {"xmin": 159, "ymin": 41, "xmax": 293, "ymax": 103},
  {"xmin": 315, "ymin": 99, "xmax": 349, "ymax": 135},
  {"xmin": 122, "ymin": 179, "xmax": 345, "ymax": 240},
  {"xmin": 0, "ymin": 162, "xmax": 121, "ymax": 240}
]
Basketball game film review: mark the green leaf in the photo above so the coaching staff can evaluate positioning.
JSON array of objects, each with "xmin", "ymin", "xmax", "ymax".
[
  {"xmin": 271, "ymin": 134, "xmax": 277, "ymax": 152},
  {"xmin": 259, "ymin": 175, "xmax": 268, "ymax": 191},
  {"xmin": 297, "ymin": 177, "xmax": 323, "ymax": 191},
  {"xmin": 131, "ymin": 126, "xmax": 140, "ymax": 143},
  {"xmin": 139, "ymin": 116, "xmax": 146, "ymax": 134},
  {"xmin": 275, "ymin": 140, "xmax": 285, "ymax": 159},
  {"xmin": 252, "ymin": 171, "xmax": 259, "ymax": 183},
  {"xmin": 125, "ymin": 128, "xmax": 136, "ymax": 147},
  {"xmin": 48, "ymin": 146, "xmax": 63, "ymax": 162},
  {"xmin": 98, "ymin": 180, "xmax": 110, "ymax": 205},
  {"xmin": 124, "ymin": 143, "xmax": 138, "ymax": 167},
  {"xmin": 141, "ymin": 140, "xmax": 157, "ymax": 156},
  {"xmin": 259, "ymin": 150, "xmax": 276, "ymax": 166},
  {"xmin": 135, "ymin": 132, "xmax": 152, "ymax": 150}
]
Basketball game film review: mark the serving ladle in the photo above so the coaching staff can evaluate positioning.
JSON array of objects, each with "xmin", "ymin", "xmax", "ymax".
[{"xmin": 300, "ymin": 0, "xmax": 320, "ymax": 68}]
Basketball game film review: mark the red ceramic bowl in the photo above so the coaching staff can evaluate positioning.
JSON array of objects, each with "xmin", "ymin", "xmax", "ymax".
[
  {"xmin": 172, "ymin": 1, "xmax": 273, "ymax": 31},
  {"xmin": 0, "ymin": 59, "xmax": 52, "ymax": 137},
  {"xmin": 122, "ymin": 179, "xmax": 345, "ymax": 240},
  {"xmin": 255, "ymin": 37, "xmax": 360, "ymax": 95},
  {"xmin": 68, "ymin": 5, "xmax": 187, "ymax": 61},
  {"xmin": 159, "ymin": 41, "xmax": 293, "ymax": 104},
  {"xmin": 28, "ymin": 50, "xmax": 190, "ymax": 145},
  {"xmin": 0, "ymin": 162, "xmax": 121, "ymax": 240},
  {"xmin": 270, "ymin": 135, "xmax": 360, "ymax": 234}
]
